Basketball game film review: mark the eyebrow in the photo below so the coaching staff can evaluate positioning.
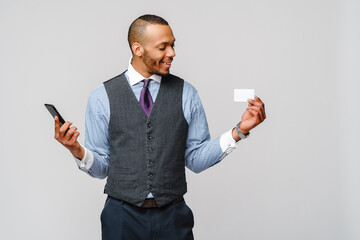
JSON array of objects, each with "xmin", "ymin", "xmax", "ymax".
[{"xmin": 156, "ymin": 39, "xmax": 176, "ymax": 46}]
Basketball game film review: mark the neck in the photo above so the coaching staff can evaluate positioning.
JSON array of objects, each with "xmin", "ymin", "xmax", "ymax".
[{"xmin": 131, "ymin": 57, "xmax": 151, "ymax": 78}]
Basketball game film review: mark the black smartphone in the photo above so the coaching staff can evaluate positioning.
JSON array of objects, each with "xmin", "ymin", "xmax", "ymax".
[{"xmin": 44, "ymin": 104, "xmax": 66, "ymax": 126}]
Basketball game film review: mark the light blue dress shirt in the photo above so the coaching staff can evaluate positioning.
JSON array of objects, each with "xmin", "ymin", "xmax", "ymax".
[{"xmin": 76, "ymin": 62, "xmax": 238, "ymax": 181}]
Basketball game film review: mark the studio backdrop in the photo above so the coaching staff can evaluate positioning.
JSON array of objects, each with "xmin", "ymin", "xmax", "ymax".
[{"xmin": 0, "ymin": 0, "xmax": 359, "ymax": 239}]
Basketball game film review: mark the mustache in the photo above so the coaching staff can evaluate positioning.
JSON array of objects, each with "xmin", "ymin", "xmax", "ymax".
[{"xmin": 162, "ymin": 57, "xmax": 173, "ymax": 61}]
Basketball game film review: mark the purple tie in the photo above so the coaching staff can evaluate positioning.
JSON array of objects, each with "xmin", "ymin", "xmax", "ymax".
[{"xmin": 139, "ymin": 79, "xmax": 153, "ymax": 117}]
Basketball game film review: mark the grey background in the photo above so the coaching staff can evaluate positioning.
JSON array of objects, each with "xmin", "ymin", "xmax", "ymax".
[{"xmin": 1, "ymin": 0, "xmax": 359, "ymax": 239}]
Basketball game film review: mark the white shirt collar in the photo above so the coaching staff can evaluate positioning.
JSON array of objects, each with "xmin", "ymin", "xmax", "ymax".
[{"xmin": 127, "ymin": 57, "xmax": 162, "ymax": 86}]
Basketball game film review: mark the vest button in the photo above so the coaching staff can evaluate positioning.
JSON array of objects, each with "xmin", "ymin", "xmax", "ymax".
[
  {"xmin": 147, "ymin": 148, "xmax": 152, "ymax": 152},
  {"xmin": 149, "ymin": 173, "xmax": 153, "ymax": 177},
  {"xmin": 148, "ymin": 136, "xmax": 152, "ymax": 140},
  {"xmin": 147, "ymin": 123, "xmax": 152, "ymax": 128}
]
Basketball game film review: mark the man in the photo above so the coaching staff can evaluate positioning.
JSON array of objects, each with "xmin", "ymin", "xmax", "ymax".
[{"xmin": 54, "ymin": 14, "xmax": 266, "ymax": 240}]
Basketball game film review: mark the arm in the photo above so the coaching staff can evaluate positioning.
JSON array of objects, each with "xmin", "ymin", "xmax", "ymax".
[
  {"xmin": 184, "ymin": 86, "xmax": 266, "ymax": 173},
  {"xmin": 54, "ymin": 85, "xmax": 111, "ymax": 179},
  {"xmin": 184, "ymin": 88, "xmax": 223, "ymax": 173},
  {"xmin": 78, "ymin": 90, "xmax": 110, "ymax": 179}
]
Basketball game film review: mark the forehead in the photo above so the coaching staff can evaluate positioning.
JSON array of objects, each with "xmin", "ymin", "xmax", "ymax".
[{"xmin": 143, "ymin": 24, "xmax": 175, "ymax": 45}]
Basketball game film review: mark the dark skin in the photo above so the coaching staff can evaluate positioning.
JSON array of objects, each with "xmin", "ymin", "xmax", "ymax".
[{"xmin": 54, "ymin": 23, "xmax": 266, "ymax": 160}]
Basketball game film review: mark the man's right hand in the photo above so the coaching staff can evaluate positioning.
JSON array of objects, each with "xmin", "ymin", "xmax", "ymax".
[{"xmin": 54, "ymin": 116, "xmax": 85, "ymax": 160}]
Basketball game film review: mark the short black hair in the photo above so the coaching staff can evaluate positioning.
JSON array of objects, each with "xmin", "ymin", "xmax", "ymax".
[{"xmin": 128, "ymin": 14, "xmax": 169, "ymax": 51}]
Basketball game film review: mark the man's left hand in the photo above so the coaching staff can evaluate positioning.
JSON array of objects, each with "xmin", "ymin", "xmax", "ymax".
[{"xmin": 232, "ymin": 95, "xmax": 266, "ymax": 140}]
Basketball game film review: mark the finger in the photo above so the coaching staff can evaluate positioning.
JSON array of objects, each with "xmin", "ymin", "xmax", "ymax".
[
  {"xmin": 247, "ymin": 106, "xmax": 264, "ymax": 121},
  {"xmin": 246, "ymin": 108, "xmax": 260, "ymax": 123},
  {"xmin": 247, "ymin": 107, "xmax": 263, "ymax": 122},
  {"xmin": 68, "ymin": 131, "xmax": 80, "ymax": 146},
  {"xmin": 54, "ymin": 116, "xmax": 60, "ymax": 139},
  {"xmin": 255, "ymin": 95, "xmax": 262, "ymax": 103},
  {"xmin": 253, "ymin": 96, "xmax": 266, "ymax": 119},
  {"xmin": 64, "ymin": 126, "xmax": 78, "ymax": 142},
  {"xmin": 262, "ymin": 105, "xmax": 266, "ymax": 120},
  {"xmin": 248, "ymin": 100, "xmax": 265, "ymax": 119},
  {"xmin": 59, "ymin": 121, "xmax": 73, "ymax": 138},
  {"xmin": 248, "ymin": 98, "xmax": 263, "ymax": 107},
  {"xmin": 247, "ymin": 99, "xmax": 258, "ymax": 108}
]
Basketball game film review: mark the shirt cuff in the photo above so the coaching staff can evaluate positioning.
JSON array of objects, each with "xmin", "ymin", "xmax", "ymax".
[
  {"xmin": 219, "ymin": 128, "xmax": 238, "ymax": 153},
  {"xmin": 74, "ymin": 145, "xmax": 94, "ymax": 171}
]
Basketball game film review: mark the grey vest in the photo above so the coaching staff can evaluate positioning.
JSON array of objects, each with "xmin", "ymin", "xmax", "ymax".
[{"xmin": 103, "ymin": 72, "xmax": 189, "ymax": 207}]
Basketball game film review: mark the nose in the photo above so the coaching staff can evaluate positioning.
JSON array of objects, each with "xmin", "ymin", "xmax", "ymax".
[{"xmin": 167, "ymin": 46, "xmax": 176, "ymax": 58}]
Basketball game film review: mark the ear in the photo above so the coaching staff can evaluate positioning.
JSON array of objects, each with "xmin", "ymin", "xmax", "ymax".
[{"xmin": 132, "ymin": 42, "xmax": 144, "ymax": 57}]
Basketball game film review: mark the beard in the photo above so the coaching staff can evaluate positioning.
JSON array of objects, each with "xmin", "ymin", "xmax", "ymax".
[{"xmin": 143, "ymin": 50, "xmax": 170, "ymax": 76}]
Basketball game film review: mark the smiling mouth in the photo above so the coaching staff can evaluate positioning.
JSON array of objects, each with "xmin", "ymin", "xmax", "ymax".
[{"xmin": 161, "ymin": 61, "xmax": 172, "ymax": 65}]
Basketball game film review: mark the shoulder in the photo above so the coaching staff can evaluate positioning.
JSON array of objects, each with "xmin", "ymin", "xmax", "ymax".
[
  {"xmin": 176, "ymin": 76, "xmax": 204, "ymax": 123},
  {"xmin": 104, "ymin": 70, "xmax": 127, "ymax": 85},
  {"xmin": 90, "ymin": 71, "xmax": 128, "ymax": 100},
  {"xmin": 183, "ymin": 80, "xmax": 198, "ymax": 98},
  {"xmin": 175, "ymin": 76, "xmax": 202, "ymax": 113},
  {"xmin": 166, "ymin": 74, "xmax": 198, "ymax": 97},
  {"xmin": 86, "ymin": 84, "xmax": 110, "ymax": 118},
  {"xmin": 87, "ymin": 83, "xmax": 109, "ymax": 111},
  {"xmin": 103, "ymin": 71, "xmax": 127, "ymax": 86},
  {"xmin": 89, "ymin": 84, "xmax": 107, "ymax": 101}
]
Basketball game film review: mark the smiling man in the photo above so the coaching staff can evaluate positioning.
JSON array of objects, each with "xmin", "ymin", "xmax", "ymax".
[
  {"xmin": 129, "ymin": 18, "xmax": 175, "ymax": 77},
  {"xmin": 54, "ymin": 14, "xmax": 266, "ymax": 240}
]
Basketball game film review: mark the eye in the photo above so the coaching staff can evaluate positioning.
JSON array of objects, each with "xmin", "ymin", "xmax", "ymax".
[{"xmin": 159, "ymin": 47, "xmax": 165, "ymax": 51}]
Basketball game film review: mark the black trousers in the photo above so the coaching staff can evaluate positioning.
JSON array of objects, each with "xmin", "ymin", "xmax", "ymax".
[{"xmin": 101, "ymin": 196, "xmax": 194, "ymax": 240}]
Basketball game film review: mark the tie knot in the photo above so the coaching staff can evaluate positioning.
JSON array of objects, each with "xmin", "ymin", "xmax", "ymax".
[{"xmin": 142, "ymin": 79, "xmax": 151, "ymax": 88}]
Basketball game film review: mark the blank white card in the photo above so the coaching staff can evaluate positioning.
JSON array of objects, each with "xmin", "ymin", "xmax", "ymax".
[{"xmin": 234, "ymin": 89, "xmax": 255, "ymax": 102}]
